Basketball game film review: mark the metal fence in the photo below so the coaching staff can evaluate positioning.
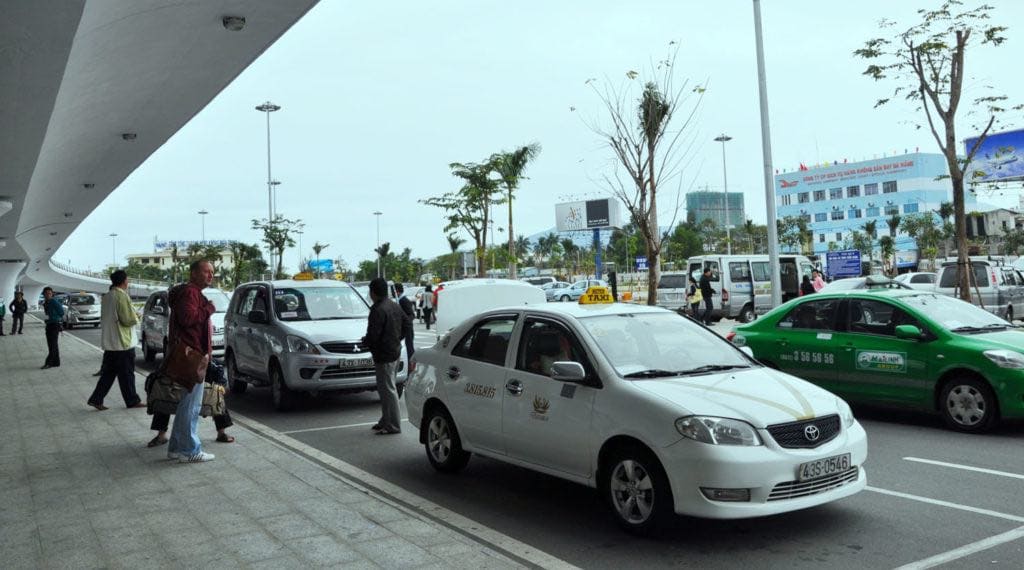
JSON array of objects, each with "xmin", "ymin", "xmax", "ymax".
[{"xmin": 49, "ymin": 260, "xmax": 169, "ymax": 289}]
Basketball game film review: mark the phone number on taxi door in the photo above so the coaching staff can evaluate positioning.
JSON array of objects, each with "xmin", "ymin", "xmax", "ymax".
[{"xmin": 779, "ymin": 351, "xmax": 834, "ymax": 365}]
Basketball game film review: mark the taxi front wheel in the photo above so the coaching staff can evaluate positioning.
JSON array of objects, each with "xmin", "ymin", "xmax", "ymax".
[
  {"xmin": 602, "ymin": 445, "xmax": 673, "ymax": 534},
  {"xmin": 940, "ymin": 376, "xmax": 998, "ymax": 433},
  {"xmin": 425, "ymin": 407, "xmax": 470, "ymax": 473}
]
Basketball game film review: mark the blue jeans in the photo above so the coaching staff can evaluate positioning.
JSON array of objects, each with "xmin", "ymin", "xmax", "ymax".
[{"xmin": 168, "ymin": 382, "xmax": 203, "ymax": 457}]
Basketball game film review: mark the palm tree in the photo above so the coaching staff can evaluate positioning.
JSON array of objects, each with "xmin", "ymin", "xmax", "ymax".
[
  {"xmin": 938, "ymin": 201, "xmax": 954, "ymax": 223},
  {"xmin": 879, "ymin": 236, "xmax": 895, "ymax": 275},
  {"xmin": 887, "ymin": 214, "xmax": 902, "ymax": 238},
  {"xmin": 490, "ymin": 144, "xmax": 542, "ymax": 280},
  {"xmin": 743, "ymin": 219, "xmax": 756, "ymax": 253},
  {"xmin": 446, "ymin": 234, "xmax": 465, "ymax": 279},
  {"xmin": 311, "ymin": 242, "xmax": 329, "ymax": 278},
  {"xmin": 514, "ymin": 235, "xmax": 531, "ymax": 264},
  {"xmin": 374, "ymin": 242, "xmax": 391, "ymax": 279},
  {"xmin": 862, "ymin": 220, "xmax": 878, "ymax": 266}
]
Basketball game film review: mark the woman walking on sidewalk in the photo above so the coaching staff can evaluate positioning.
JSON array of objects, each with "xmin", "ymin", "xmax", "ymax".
[
  {"xmin": 41, "ymin": 287, "xmax": 64, "ymax": 369},
  {"xmin": 9, "ymin": 291, "xmax": 27, "ymax": 334}
]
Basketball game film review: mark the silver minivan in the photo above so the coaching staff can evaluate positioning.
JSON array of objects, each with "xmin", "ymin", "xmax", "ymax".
[
  {"xmin": 224, "ymin": 279, "xmax": 407, "ymax": 411},
  {"xmin": 686, "ymin": 254, "xmax": 815, "ymax": 323},
  {"xmin": 141, "ymin": 287, "xmax": 231, "ymax": 361},
  {"xmin": 935, "ymin": 259, "xmax": 1024, "ymax": 321}
]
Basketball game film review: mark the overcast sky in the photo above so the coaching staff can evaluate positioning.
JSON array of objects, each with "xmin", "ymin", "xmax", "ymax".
[{"xmin": 59, "ymin": 0, "xmax": 1024, "ymax": 272}]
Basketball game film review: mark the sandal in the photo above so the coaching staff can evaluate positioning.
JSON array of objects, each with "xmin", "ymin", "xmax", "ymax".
[
  {"xmin": 147, "ymin": 436, "xmax": 168, "ymax": 448},
  {"xmin": 216, "ymin": 433, "xmax": 235, "ymax": 443}
]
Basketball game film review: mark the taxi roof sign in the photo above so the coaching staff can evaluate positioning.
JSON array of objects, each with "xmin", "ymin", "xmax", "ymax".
[
  {"xmin": 293, "ymin": 272, "xmax": 315, "ymax": 281},
  {"xmin": 579, "ymin": 285, "xmax": 614, "ymax": 305}
]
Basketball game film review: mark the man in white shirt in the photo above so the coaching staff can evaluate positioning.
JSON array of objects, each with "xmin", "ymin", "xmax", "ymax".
[{"xmin": 87, "ymin": 270, "xmax": 144, "ymax": 410}]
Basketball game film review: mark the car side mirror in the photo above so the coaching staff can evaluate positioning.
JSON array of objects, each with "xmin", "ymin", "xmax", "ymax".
[
  {"xmin": 248, "ymin": 309, "xmax": 269, "ymax": 324},
  {"xmin": 151, "ymin": 306, "xmax": 165, "ymax": 315},
  {"xmin": 894, "ymin": 325, "xmax": 923, "ymax": 340},
  {"xmin": 551, "ymin": 361, "xmax": 586, "ymax": 383}
]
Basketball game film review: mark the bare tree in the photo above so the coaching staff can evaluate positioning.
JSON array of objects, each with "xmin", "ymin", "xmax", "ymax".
[
  {"xmin": 855, "ymin": 1, "xmax": 1019, "ymax": 301},
  {"xmin": 585, "ymin": 46, "xmax": 706, "ymax": 305}
]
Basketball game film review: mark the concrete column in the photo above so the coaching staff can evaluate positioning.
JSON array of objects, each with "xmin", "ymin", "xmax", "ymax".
[
  {"xmin": 20, "ymin": 282, "xmax": 45, "ymax": 311},
  {"xmin": 0, "ymin": 262, "xmax": 28, "ymax": 308}
]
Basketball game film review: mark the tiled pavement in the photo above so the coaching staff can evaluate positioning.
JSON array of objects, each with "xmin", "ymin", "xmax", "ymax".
[{"xmin": 0, "ymin": 320, "xmax": 533, "ymax": 569}]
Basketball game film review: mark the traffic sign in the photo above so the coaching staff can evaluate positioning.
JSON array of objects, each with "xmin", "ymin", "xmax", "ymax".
[
  {"xmin": 635, "ymin": 256, "xmax": 648, "ymax": 271},
  {"xmin": 826, "ymin": 250, "xmax": 862, "ymax": 278}
]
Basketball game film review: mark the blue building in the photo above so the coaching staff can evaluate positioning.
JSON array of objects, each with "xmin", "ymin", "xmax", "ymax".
[{"xmin": 774, "ymin": 152, "xmax": 974, "ymax": 269}]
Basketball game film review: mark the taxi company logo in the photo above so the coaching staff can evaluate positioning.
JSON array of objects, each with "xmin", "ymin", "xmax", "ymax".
[
  {"xmin": 803, "ymin": 424, "xmax": 821, "ymax": 442},
  {"xmin": 856, "ymin": 350, "xmax": 907, "ymax": 372},
  {"xmin": 531, "ymin": 396, "xmax": 550, "ymax": 421}
]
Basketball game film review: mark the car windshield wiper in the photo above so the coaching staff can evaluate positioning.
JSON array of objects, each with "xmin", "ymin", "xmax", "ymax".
[
  {"xmin": 623, "ymin": 369, "xmax": 681, "ymax": 379},
  {"xmin": 950, "ymin": 324, "xmax": 1009, "ymax": 333},
  {"xmin": 675, "ymin": 364, "xmax": 751, "ymax": 376}
]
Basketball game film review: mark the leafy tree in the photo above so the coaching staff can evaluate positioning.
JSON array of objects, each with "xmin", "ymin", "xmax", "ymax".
[
  {"xmin": 862, "ymin": 220, "xmax": 878, "ymax": 265},
  {"xmin": 1001, "ymin": 228, "xmax": 1024, "ymax": 256},
  {"xmin": 421, "ymin": 161, "xmax": 502, "ymax": 276},
  {"xmin": 663, "ymin": 223, "xmax": 703, "ymax": 266},
  {"xmin": 252, "ymin": 215, "xmax": 302, "ymax": 279},
  {"xmin": 856, "ymin": 1, "xmax": 1020, "ymax": 300},
  {"xmin": 902, "ymin": 213, "xmax": 944, "ymax": 270},
  {"xmin": 227, "ymin": 241, "xmax": 266, "ymax": 288},
  {"xmin": 878, "ymin": 235, "xmax": 896, "ymax": 275},
  {"xmin": 587, "ymin": 46, "xmax": 706, "ymax": 305},
  {"xmin": 489, "ymin": 144, "xmax": 541, "ymax": 279}
]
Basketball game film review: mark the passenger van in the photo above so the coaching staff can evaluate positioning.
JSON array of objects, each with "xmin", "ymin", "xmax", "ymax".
[
  {"xmin": 935, "ymin": 258, "xmax": 1024, "ymax": 321},
  {"xmin": 685, "ymin": 254, "xmax": 815, "ymax": 322}
]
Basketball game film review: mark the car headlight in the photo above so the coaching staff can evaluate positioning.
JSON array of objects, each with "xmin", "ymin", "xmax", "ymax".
[
  {"xmin": 675, "ymin": 416, "xmax": 763, "ymax": 446},
  {"xmin": 836, "ymin": 397, "xmax": 855, "ymax": 429},
  {"xmin": 286, "ymin": 335, "xmax": 320, "ymax": 354},
  {"xmin": 983, "ymin": 350, "xmax": 1024, "ymax": 369}
]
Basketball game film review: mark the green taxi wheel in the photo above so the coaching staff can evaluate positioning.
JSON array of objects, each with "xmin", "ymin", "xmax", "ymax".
[{"xmin": 940, "ymin": 376, "xmax": 998, "ymax": 433}]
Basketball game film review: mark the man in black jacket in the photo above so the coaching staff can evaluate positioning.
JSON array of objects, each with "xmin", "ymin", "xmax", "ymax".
[
  {"xmin": 394, "ymin": 283, "xmax": 415, "ymax": 372},
  {"xmin": 699, "ymin": 268, "xmax": 717, "ymax": 325},
  {"xmin": 363, "ymin": 278, "xmax": 404, "ymax": 435},
  {"xmin": 9, "ymin": 291, "xmax": 27, "ymax": 335}
]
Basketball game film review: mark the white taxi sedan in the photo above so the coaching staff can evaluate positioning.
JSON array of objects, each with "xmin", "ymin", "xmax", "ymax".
[{"xmin": 405, "ymin": 289, "xmax": 868, "ymax": 533}]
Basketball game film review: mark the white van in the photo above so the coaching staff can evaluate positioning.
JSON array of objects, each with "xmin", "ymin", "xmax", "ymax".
[
  {"xmin": 686, "ymin": 254, "xmax": 815, "ymax": 322},
  {"xmin": 434, "ymin": 279, "xmax": 547, "ymax": 334},
  {"xmin": 935, "ymin": 258, "xmax": 1024, "ymax": 321}
]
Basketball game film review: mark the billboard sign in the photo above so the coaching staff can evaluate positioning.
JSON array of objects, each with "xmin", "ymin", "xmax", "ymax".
[
  {"xmin": 963, "ymin": 128, "xmax": 1024, "ymax": 183},
  {"xmin": 555, "ymin": 199, "xmax": 621, "ymax": 232},
  {"xmin": 154, "ymin": 239, "xmax": 231, "ymax": 251},
  {"xmin": 826, "ymin": 250, "xmax": 862, "ymax": 278},
  {"xmin": 307, "ymin": 259, "xmax": 334, "ymax": 273}
]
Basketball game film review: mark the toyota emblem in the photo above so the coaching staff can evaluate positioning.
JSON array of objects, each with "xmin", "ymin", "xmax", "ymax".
[{"xmin": 804, "ymin": 424, "xmax": 821, "ymax": 442}]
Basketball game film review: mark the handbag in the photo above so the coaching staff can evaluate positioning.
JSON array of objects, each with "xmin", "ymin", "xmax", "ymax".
[
  {"xmin": 200, "ymin": 383, "xmax": 226, "ymax": 418},
  {"xmin": 164, "ymin": 340, "xmax": 210, "ymax": 391},
  {"xmin": 145, "ymin": 370, "xmax": 184, "ymax": 416}
]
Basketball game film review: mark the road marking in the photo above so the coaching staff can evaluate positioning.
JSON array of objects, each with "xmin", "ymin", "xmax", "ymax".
[
  {"xmin": 904, "ymin": 456, "xmax": 1024, "ymax": 480},
  {"xmin": 866, "ymin": 486, "xmax": 1024, "ymax": 523},
  {"xmin": 238, "ymin": 415, "xmax": 579, "ymax": 570},
  {"xmin": 893, "ymin": 525, "xmax": 1024, "ymax": 570},
  {"xmin": 280, "ymin": 421, "xmax": 380, "ymax": 435}
]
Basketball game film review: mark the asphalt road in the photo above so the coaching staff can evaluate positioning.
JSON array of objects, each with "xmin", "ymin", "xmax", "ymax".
[{"xmin": 67, "ymin": 320, "xmax": 1024, "ymax": 569}]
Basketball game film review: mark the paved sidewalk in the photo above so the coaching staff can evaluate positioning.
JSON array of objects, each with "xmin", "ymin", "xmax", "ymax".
[{"xmin": 0, "ymin": 320, "xmax": 529, "ymax": 569}]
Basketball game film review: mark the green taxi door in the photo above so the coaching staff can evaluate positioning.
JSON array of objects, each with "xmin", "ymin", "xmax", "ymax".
[
  {"xmin": 830, "ymin": 298, "xmax": 932, "ymax": 405},
  {"xmin": 767, "ymin": 298, "xmax": 843, "ymax": 393}
]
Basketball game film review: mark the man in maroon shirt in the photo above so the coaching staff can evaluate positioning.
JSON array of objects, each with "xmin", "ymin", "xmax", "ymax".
[{"xmin": 166, "ymin": 260, "xmax": 217, "ymax": 463}]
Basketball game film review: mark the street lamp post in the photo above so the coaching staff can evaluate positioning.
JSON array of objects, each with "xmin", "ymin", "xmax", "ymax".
[
  {"xmin": 270, "ymin": 180, "xmax": 281, "ymax": 219},
  {"xmin": 373, "ymin": 211, "xmax": 383, "ymax": 278},
  {"xmin": 714, "ymin": 134, "xmax": 733, "ymax": 255},
  {"xmin": 109, "ymin": 233, "xmax": 118, "ymax": 267},
  {"xmin": 753, "ymin": 0, "xmax": 783, "ymax": 307},
  {"xmin": 255, "ymin": 101, "xmax": 281, "ymax": 274},
  {"xmin": 198, "ymin": 209, "xmax": 208, "ymax": 243},
  {"xmin": 296, "ymin": 226, "xmax": 304, "ymax": 272}
]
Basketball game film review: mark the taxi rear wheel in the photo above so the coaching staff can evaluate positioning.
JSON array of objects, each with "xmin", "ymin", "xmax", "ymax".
[
  {"xmin": 602, "ymin": 445, "xmax": 673, "ymax": 534},
  {"xmin": 425, "ymin": 407, "xmax": 470, "ymax": 473},
  {"xmin": 940, "ymin": 376, "xmax": 998, "ymax": 433}
]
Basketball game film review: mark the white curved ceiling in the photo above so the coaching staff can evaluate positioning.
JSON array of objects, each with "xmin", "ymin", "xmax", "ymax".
[{"xmin": 1, "ymin": 0, "xmax": 317, "ymax": 285}]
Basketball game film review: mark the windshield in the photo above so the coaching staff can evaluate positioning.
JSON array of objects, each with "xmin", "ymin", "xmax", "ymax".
[
  {"xmin": 820, "ymin": 279, "xmax": 862, "ymax": 292},
  {"xmin": 273, "ymin": 286, "xmax": 370, "ymax": 321},
  {"xmin": 69, "ymin": 295, "xmax": 96, "ymax": 306},
  {"xmin": 202, "ymin": 289, "xmax": 231, "ymax": 313},
  {"xmin": 580, "ymin": 312, "xmax": 751, "ymax": 378},
  {"xmin": 900, "ymin": 294, "xmax": 1010, "ymax": 331}
]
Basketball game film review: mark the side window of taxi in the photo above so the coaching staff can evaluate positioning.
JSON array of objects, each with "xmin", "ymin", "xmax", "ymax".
[
  {"xmin": 777, "ymin": 299, "xmax": 838, "ymax": 331},
  {"xmin": 237, "ymin": 288, "xmax": 257, "ymax": 316},
  {"xmin": 452, "ymin": 317, "xmax": 518, "ymax": 366},
  {"xmin": 516, "ymin": 319, "xmax": 590, "ymax": 378},
  {"xmin": 848, "ymin": 299, "xmax": 923, "ymax": 337}
]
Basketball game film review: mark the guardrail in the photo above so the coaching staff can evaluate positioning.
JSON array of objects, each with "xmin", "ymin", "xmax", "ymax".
[{"xmin": 49, "ymin": 260, "xmax": 169, "ymax": 288}]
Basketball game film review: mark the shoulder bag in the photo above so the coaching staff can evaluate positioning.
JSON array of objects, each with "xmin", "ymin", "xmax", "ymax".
[{"xmin": 164, "ymin": 341, "xmax": 209, "ymax": 391}]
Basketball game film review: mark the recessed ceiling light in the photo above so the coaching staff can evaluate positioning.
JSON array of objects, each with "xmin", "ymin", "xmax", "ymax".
[
  {"xmin": 64, "ymin": 212, "xmax": 73, "ymax": 218},
  {"xmin": 222, "ymin": 16, "xmax": 246, "ymax": 31},
  {"xmin": 83, "ymin": 183, "xmax": 95, "ymax": 189},
  {"xmin": 121, "ymin": 133, "xmax": 137, "ymax": 141},
  {"xmin": 45, "ymin": 247, "xmax": 51, "ymax": 251},
  {"xmin": 49, "ymin": 232, "xmax": 57, "ymax": 236}
]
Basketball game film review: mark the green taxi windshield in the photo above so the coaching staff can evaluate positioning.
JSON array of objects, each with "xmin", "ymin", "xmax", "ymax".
[
  {"xmin": 580, "ymin": 312, "xmax": 750, "ymax": 378},
  {"xmin": 899, "ymin": 294, "xmax": 1010, "ymax": 331}
]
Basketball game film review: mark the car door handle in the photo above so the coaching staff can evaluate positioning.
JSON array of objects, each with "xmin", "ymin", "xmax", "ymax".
[
  {"xmin": 844, "ymin": 342, "xmax": 855, "ymax": 352},
  {"xmin": 446, "ymin": 366, "xmax": 460, "ymax": 380},
  {"xmin": 506, "ymin": 379, "xmax": 523, "ymax": 396},
  {"xmin": 775, "ymin": 339, "xmax": 788, "ymax": 347}
]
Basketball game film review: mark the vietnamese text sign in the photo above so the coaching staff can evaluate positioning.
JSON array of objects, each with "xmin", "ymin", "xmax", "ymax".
[
  {"xmin": 635, "ymin": 256, "xmax": 648, "ymax": 271},
  {"xmin": 826, "ymin": 250, "xmax": 861, "ymax": 278}
]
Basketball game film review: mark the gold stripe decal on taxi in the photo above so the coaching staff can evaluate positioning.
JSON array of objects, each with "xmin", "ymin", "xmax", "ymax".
[
  {"xmin": 769, "ymin": 375, "xmax": 816, "ymax": 420},
  {"xmin": 678, "ymin": 382, "xmax": 806, "ymax": 420}
]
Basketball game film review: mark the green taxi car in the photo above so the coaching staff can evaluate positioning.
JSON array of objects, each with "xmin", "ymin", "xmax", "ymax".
[{"xmin": 729, "ymin": 289, "xmax": 1024, "ymax": 433}]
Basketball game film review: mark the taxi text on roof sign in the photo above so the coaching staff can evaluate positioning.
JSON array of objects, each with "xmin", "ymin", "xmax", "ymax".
[{"xmin": 579, "ymin": 285, "xmax": 614, "ymax": 305}]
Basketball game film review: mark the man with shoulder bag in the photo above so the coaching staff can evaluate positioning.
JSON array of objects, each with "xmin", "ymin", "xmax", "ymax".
[{"xmin": 165, "ymin": 260, "xmax": 216, "ymax": 463}]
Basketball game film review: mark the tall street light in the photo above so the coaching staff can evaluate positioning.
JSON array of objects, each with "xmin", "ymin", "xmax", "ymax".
[
  {"xmin": 108, "ymin": 233, "xmax": 118, "ymax": 267},
  {"xmin": 714, "ymin": 134, "xmax": 733, "ymax": 255},
  {"xmin": 270, "ymin": 180, "xmax": 281, "ymax": 219},
  {"xmin": 256, "ymin": 100, "xmax": 281, "ymax": 273},
  {"xmin": 198, "ymin": 209, "xmax": 209, "ymax": 243},
  {"xmin": 295, "ymin": 223, "xmax": 305, "ymax": 272},
  {"xmin": 373, "ymin": 211, "xmax": 383, "ymax": 278},
  {"xmin": 753, "ymin": 0, "xmax": 782, "ymax": 307}
]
